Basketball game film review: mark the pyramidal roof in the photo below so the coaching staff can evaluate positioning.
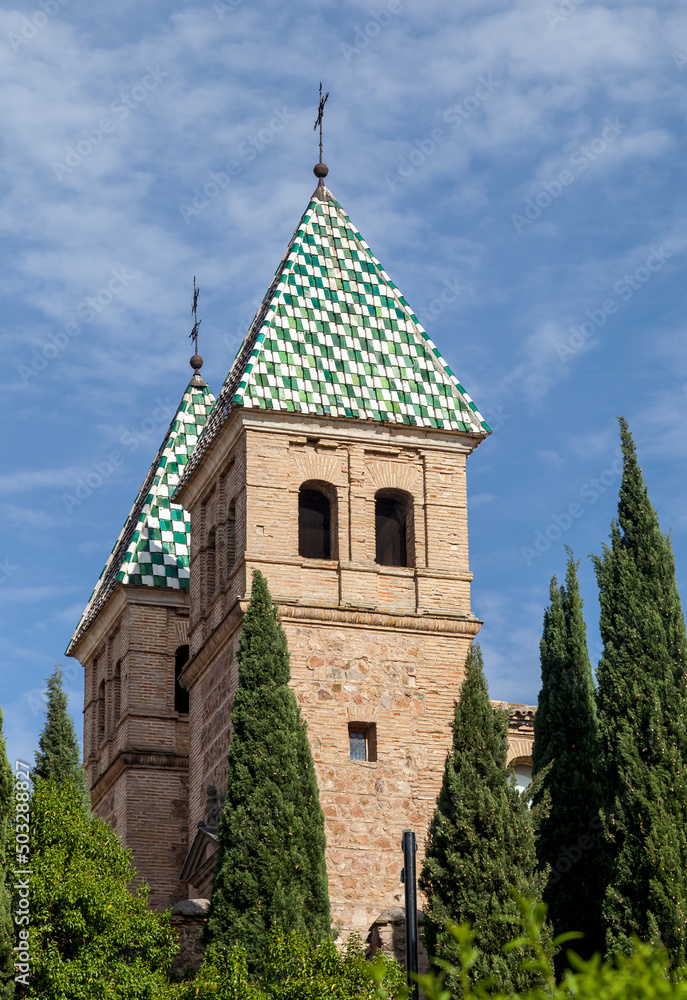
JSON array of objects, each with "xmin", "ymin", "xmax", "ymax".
[
  {"xmin": 67, "ymin": 378, "xmax": 215, "ymax": 654},
  {"xmin": 182, "ymin": 183, "xmax": 489, "ymax": 483}
]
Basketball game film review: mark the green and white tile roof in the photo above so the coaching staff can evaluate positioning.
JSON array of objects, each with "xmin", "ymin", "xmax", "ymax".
[
  {"xmin": 183, "ymin": 184, "xmax": 489, "ymax": 483},
  {"xmin": 67, "ymin": 380, "xmax": 215, "ymax": 653}
]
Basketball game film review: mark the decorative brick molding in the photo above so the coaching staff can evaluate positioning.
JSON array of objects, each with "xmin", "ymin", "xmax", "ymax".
[
  {"xmin": 292, "ymin": 449, "xmax": 347, "ymax": 487},
  {"xmin": 365, "ymin": 459, "xmax": 422, "ymax": 494}
]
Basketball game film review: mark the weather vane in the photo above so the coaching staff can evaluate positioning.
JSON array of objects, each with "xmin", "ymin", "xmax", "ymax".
[
  {"xmin": 313, "ymin": 83, "xmax": 330, "ymax": 186},
  {"xmin": 189, "ymin": 276, "xmax": 205, "ymax": 383}
]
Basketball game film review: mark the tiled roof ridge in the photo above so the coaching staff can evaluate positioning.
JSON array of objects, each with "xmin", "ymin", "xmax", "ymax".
[
  {"xmin": 180, "ymin": 192, "xmax": 319, "ymax": 484},
  {"xmin": 66, "ymin": 380, "xmax": 215, "ymax": 655}
]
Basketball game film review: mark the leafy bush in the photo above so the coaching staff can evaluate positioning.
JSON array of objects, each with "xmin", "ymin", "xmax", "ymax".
[
  {"xmin": 171, "ymin": 929, "xmax": 405, "ymax": 1000},
  {"xmin": 414, "ymin": 894, "xmax": 687, "ymax": 1000},
  {"xmin": 22, "ymin": 777, "xmax": 177, "ymax": 999}
]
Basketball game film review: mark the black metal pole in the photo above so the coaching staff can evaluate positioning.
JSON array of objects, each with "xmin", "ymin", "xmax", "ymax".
[{"xmin": 401, "ymin": 829, "xmax": 419, "ymax": 1000}]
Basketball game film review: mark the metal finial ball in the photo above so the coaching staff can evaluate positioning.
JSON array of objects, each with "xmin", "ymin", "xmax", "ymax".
[
  {"xmin": 190, "ymin": 354, "xmax": 203, "ymax": 371},
  {"xmin": 313, "ymin": 162, "xmax": 329, "ymax": 179}
]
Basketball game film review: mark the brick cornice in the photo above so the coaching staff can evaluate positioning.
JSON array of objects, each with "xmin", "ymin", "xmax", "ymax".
[
  {"xmin": 91, "ymin": 749, "xmax": 189, "ymax": 802},
  {"xmin": 278, "ymin": 603, "xmax": 482, "ymax": 635}
]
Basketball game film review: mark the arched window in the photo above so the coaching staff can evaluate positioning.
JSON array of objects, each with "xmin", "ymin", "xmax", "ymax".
[
  {"xmin": 97, "ymin": 680, "xmax": 105, "ymax": 745},
  {"xmin": 174, "ymin": 645, "xmax": 190, "ymax": 715},
  {"xmin": 226, "ymin": 499, "xmax": 236, "ymax": 574},
  {"xmin": 512, "ymin": 758, "xmax": 533, "ymax": 794},
  {"xmin": 299, "ymin": 487, "xmax": 331, "ymax": 560},
  {"xmin": 113, "ymin": 661, "xmax": 121, "ymax": 724},
  {"xmin": 375, "ymin": 491, "xmax": 410, "ymax": 567}
]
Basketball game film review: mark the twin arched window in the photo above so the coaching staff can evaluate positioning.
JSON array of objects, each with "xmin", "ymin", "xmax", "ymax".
[{"xmin": 298, "ymin": 484, "xmax": 412, "ymax": 567}]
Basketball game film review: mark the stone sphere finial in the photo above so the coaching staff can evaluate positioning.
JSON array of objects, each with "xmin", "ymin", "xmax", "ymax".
[
  {"xmin": 190, "ymin": 354, "xmax": 203, "ymax": 372},
  {"xmin": 313, "ymin": 162, "xmax": 329, "ymax": 180}
]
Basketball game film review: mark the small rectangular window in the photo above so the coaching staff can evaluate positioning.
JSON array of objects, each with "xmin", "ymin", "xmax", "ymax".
[{"xmin": 348, "ymin": 723, "xmax": 377, "ymax": 762}]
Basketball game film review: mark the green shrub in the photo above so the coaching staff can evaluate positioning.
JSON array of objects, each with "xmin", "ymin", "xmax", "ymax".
[
  {"xmin": 23, "ymin": 777, "xmax": 176, "ymax": 999},
  {"xmin": 172, "ymin": 929, "xmax": 405, "ymax": 1000},
  {"xmin": 414, "ymin": 893, "xmax": 687, "ymax": 1000}
]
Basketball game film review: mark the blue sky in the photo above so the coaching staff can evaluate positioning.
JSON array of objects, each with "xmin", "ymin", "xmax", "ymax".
[{"xmin": 2, "ymin": 0, "xmax": 687, "ymax": 767}]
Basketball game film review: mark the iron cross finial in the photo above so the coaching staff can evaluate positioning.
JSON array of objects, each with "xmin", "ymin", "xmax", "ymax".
[
  {"xmin": 313, "ymin": 84, "xmax": 330, "ymax": 187},
  {"xmin": 189, "ymin": 276, "xmax": 205, "ymax": 382},
  {"xmin": 190, "ymin": 276, "xmax": 201, "ymax": 356}
]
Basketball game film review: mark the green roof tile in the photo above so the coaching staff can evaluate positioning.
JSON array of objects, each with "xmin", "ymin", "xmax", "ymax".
[
  {"xmin": 67, "ymin": 379, "xmax": 215, "ymax": 653},
  {"xmin": 181, "ymin": 183, "xmax": 489, "ymax": 484}
]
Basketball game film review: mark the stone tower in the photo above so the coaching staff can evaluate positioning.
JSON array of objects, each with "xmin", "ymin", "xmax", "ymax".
[
  {"xmin": 173, "ymin": 176, "xmax": 491, "ymax": 935},
  {"xmin": 66, "ymin": 376, "xmax": 215, "ymax": 909}
]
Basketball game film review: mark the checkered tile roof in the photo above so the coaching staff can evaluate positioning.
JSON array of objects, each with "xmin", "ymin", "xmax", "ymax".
[
  {"xmin": 67, "ymin": 379, "xmax": 215, "ymax": 653},
  {"xmin": 181, "ymin": 184, "xmax": 489, "ymax": 485}
]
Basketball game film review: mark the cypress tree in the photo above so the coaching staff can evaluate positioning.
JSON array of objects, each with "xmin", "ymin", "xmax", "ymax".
[
  {"xmin": 532, "ymin": 551, "xmax": 604, "ymax": 969},
  {"xmin": 593, "ymin": 417, "xmax": 687, "ymax": 964},
  {"xmin": 204, "ymin": 570, "xmax": 330, "ymax": 964},
  {"xmin": 34, "ymin": 667, "xmax": 89, "ymax": 811},
  {"xmin": 419, "ymin": 642, "xmax": 550, "ymax": 995},
  {"xmin": 0, "ymin": 710, "xmax": 14, "ymax": 999}
]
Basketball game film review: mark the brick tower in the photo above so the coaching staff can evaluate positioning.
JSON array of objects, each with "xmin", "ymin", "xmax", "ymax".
[
  {"xmin": 67, "ymin": 166, "xmax": 536, "ymax": 940},
  {"xmin": 66, "ymin": 374, "xmax": 215, "ymax": 909},
  {"xmin": 173, "ymin": 171, "xmax": 492, "ymax": 935}
]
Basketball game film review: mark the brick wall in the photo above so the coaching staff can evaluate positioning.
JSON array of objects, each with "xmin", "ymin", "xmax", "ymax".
[{"xmin": 180, "ymin": 411, "xmax": 484, "ymax": 935}]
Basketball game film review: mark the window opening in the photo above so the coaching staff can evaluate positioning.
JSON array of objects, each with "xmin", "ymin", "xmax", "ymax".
[
  {"xmin": 174, "ymin": 645, "xmax": 190, "ymax": 715},
  {"xmin": 299, "ymin": 488, "xmax": 331, "ymax": 560},
  {"xmin": 375, "ymin": 495, "xmax": 408, "ymax": 567},
  {"xmin": 348, "ymin": 723, "xmax": 377, "ymax": 762}
]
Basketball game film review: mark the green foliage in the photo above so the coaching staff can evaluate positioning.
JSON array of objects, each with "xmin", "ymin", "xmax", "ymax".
[
  {"xmin": 22, "ymin": 777, "xmax": 177, "ymax": 999},
  {"xmin": 172, "ymin": 930, "xmax": 405, "ymax": 1000},
  {"xmin": 33, "ymin": 667, "xmax": 89, "ymax": 812},
  {"xmin": 0, "ymin": 710, "xmax": 15, "ymax": 999},
  {"xmin": 531, "ymin": 551, "xmax": 604, "ymax": 966},
  {"xmin": 593, "ymin": 418, "xmax": 687, "ymax": 965},
  {"xmin": 204, "ymin": 571, "xmax": 330, "ymax": 965},
  {"xmin": 414, "ymin": 894, "xmax": 687, "ymax": 1000},
  {"xmin": 419, "ymin": 643, "xmax": 551, "ymax": 995}
]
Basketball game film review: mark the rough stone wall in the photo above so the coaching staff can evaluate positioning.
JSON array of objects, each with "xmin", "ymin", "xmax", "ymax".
[
  {"xmin": 80, "ymin": 597, "xmax": 191, "ymax": 909},
  {"xmin": 182, "ymin": 413, "xmax": 483, "ymax": 935}
]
